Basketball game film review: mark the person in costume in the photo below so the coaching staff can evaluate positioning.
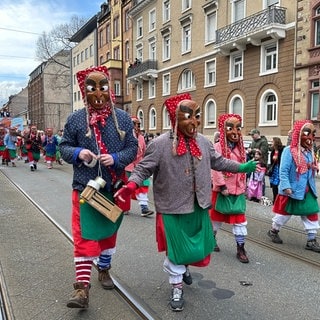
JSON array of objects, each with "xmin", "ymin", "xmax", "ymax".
[
  {"xmin": 59, "ymin": 66, "xmax": 138, "ymax": 309},
  {"xmin": 0, "ymin": 126, "xmax": 6, "ymax": 165},
  {"xmin": 3, "ymin": 127, "xmax": 18, "ymax": 167},
  {"xmin": 42, "ymin": 128, "xmax": 58, "ymax": 169},
  {"xmin": 267, "ymin": 120, "xmax": 320, "ymax": 252},
  {"xmin": 114, "ymin": 94, "xmax": 257, "ymax": 312},
  {"xmin": 210, "ymin": 114, "xmax": 250, "ymax": 263},
  {"xmin": 124, "ymin": 116, "xmax": 154, "ymax": 217},
  {"xmin": 24, "ymin": 125, "xmax": 42, "ymax": 171},
  {"xmin": 54, "ymin": 129, "xmax": 63, "ymax": 165}
]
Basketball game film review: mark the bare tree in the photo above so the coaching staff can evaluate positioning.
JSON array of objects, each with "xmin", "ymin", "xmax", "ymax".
[{"xmin": 35, "ymin": 15, "xmax": 88, "ymax": 68}]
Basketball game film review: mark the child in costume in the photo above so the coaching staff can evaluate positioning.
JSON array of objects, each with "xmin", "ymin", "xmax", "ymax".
[
  {"xmin": 42, "ymin": 128, "xmax": 58, "ymax": 169},
  {"xmin": 267, "ymin": 120, "xmax": 320, "ymax": 252},
  {"xmin": 115, "ymin": 94, "xmax": 257, "ymax": 312},
  {"xmin": 210, "ymin": 114, "xmax": 250, "ymax": 263}
]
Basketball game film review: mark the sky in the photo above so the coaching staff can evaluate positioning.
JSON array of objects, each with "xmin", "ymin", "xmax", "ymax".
[{"xmin": 0, "ymin": 0, "xmax": 102, "ymax": 106}]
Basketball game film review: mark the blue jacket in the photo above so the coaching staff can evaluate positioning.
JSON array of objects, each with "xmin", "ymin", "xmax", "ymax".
[{"xmin": 278, "ymin": 146, "xmax": 317, "ymax": 200}]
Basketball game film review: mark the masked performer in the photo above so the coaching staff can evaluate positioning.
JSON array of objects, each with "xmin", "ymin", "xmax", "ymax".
[
  {"xmin": 267, "ymin": 120, "xmax": 320, "ymax": 252},
  {"xmin": 60, "ymin": 66, "xmax": 138, "ymax": 308},
  {"xmin": 210, "ymin": 114, "xmax": 250, "ymax": 263},
  {"xmin": 24, "ymin": 125, "xmax": 42, "ymax": 171},
  {"xmin": 115, "ymin": 94, "xmax": 257, "ymax": 312}
]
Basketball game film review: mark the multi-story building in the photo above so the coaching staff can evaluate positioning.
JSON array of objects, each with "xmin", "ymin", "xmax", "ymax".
[
  {"xmin": 28, "ymin": 50, "xmax": 71, "ymax": 131},
  {"xmin": 70, "ymin": 15, "xmax": 98, "ymax": 111},
  {"xmin": 127, "ymin": 0, "xmax": 296, "ymax": 143}
]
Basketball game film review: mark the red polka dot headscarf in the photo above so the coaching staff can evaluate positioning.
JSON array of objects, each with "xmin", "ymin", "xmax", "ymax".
[{"xmin": 290, "ymin": 119, "xmax": 314, "ymax": 174}]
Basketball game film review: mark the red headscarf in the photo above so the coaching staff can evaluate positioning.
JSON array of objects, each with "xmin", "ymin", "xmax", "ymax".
[{"xmin": 164, "ymin": 93, "xmax": 202, "ymax": 159}]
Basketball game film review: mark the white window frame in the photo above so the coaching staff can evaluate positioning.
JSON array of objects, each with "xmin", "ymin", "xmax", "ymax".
[
  {"xmin": 204, "ymin": 99, "xmax": 216, "ymax": 128},
  {"xmin": 263, "ymin": 0, "xmax": 280, "ymax": 9},
  {"xmin": 114, "ymin": 80, "xmax": 121, "ymax": 96},
  {"xmin": 163, "ymin": 107, "xmax": 171, "ymax": 129},
  {"xmin": 137, "ymin": 109, "xmax": 145, "ymax": 130},
  {"xmin": 163, "ymin": 0, "xmax": 170, "ymax": 23},
  {"xmin": 260, "ymin": 40, "xmax": 278, "ymax": 75},
  {"xmin": 259, "ymin": 90, "xmax": 278, "ymax": 126},
  {"xmin": 182, "ymin": 24, "xmax": 191, "ymax": 54},
  {"xmin": 229, "ymin": 51, "xmax": 243, "ymax": 82},
  {"xmin": 137, "ymin": 17, "xmax": 143, "ymax": 39},
  {"xmin": 314, "ymin": 6, "xmax": 320, "ymax": 47},
  {"xmin": 231, "ymin": 0, "xmax": 245, "ymax": 23},
  {"xmin": 182, "ymin": 0, "xmax": 191, "ymax": 12},
  {"xmin": 149, "ymin": 9, "xmax": 156, "ymax": 32},
  {"xmin": 149, "ymin": 107, "xmax": 157, "ymax": 130},
  {"xmin": 136, "ymin": 44, "xmax": 143, "ymax": 62},
  {"xmin": 178, "ymin": 69, "xmax": 195, "ymax": 91},
  {"xmin": 136, "ymin": 82, "xmax": 143, "ymax": 101},
  {"xmin": 162, "ymin": 73, "xmax": 171, "ymax": 96},
  {"xmin": 205, "ymin": 9, "xmax": 217, "ymax": 44},
  {"xmin": 149, "ymin": 39, "xmax": 156, "ymax": 60},
  {"xmin": 310, "ymin": 80, "xmax": 320, "ymax": 120},
  {"xmin": 162, "ymin": 33, "xmax": 171, "ymax": 61},
  {"xmin": 229, "ymin": 95, "xmax": 244, "ymax": 122},
  {"xmin": 148, "ymin": 78, "xmax": 156, "ymax": 98},
  {"xmin": 205, "ymin": 59, "xmax": 216, "ymax": 87}
]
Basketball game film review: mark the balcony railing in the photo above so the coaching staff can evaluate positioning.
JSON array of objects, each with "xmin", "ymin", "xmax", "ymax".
[
  {"xmin": 216, "ymin": 6, "xmax": 286, "ymax": 48},
  {"xmin": 127, "ymin": 59, "xmax": 158, "ymax": 79}
]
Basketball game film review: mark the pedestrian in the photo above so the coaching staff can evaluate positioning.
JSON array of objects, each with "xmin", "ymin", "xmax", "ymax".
[
  {"xmin": 59, "ymin": 66, "xmax": 138, "ymax": 309},
  {"xmin": 42, "ymin": 128, "xmax": 58, "ymax": 169},
  {"xmin": 246, "ymin": 149, "xmax": 267, "ymax": 202},
  {"xmin": 24, "ymin": 125, "xmax": 42, "ymax": 171},
  {"xmin": 114, "ymin": 94, "xmax": 257, "ymax": 312},
  {"xmin": 267, "ymin": 120, "xmax": 320, "ymax": 252},
  {"xmin": 3, "ymin": 127, "xmax": 18, "ymax": 167},
  {"xmin": 124, "ymin": 116, "xmax": 154, "ymax": 217},
  {"xmin": 267, "ymin": 137, "xmax": 284, "ymax": 203},
  {"xmin": 210, "ymin": 114, "xmax": 250, "ymax": 263}
]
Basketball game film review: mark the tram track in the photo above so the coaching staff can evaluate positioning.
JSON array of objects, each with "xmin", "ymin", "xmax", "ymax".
[{"xmin": 0, "ymin": 170, "xmax": 160, "ymax": 320}]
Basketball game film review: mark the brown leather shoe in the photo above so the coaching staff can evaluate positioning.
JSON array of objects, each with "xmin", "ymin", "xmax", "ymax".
[
  {"xmin": 67, "ymin": 282, "xmax": 90, "ymax": 308},
  {"xmin": 98, "ymin": 268, "xmax": 114, "ymax": 289},
  {"xmin": 236, "ymin": 243, "xmax": 249, "ymax": 263}
]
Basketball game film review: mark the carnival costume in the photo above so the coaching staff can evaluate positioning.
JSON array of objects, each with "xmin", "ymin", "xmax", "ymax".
[
  {"xmin": 210, "ymin": 114, "xmax": 249, "ymax": 263},
  {"xmin": 268, "ymin": 120, "xmax": 320, "ymax": 252},
  {"xmin": 42, "ymin": 128, "xmax": 58, "ymax": 169},
  {"xmin": 60, "ymin": 66, "xmax": 138, "ymax": 308},
  {"xmin": 115, "ymin": 94, "xmax": 257, "ymax": 311},
  {"xmin": 24, "ymin": 126, "xmax": 42, "ymax": 171}
]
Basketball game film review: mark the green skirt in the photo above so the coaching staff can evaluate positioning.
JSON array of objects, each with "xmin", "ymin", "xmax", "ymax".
[{"xmin": 162, "ymin": 203, "xmax": 215, "ymax": 265}]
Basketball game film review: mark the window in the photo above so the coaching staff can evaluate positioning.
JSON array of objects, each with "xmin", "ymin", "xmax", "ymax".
[
  {"xmin": 114, "ymin": 81, "xmax": 121, "ymax": 96},
  {"xmin": 232, "ymin": 0, "xmax": 245, "ymax": 23},
  {"xmin": 310, "ymin": 80, "xmax": 320, "ymax": 120},
  {"xmin": 113, "ymin": 16, "xmax": 119, "ymax": 38},
  {"xmin": 149, "ymin": 39, "xmax": 156, "ymax": 60},
  {"xmin": 136, "ymin": 44, "xmax": 143, "ymax": 61},
  {"xmin": 205, "ymin": 59, "xmax": 216, "ymax": 86},
  {"xmin": 264, "ymin": 0, "xmax": 279, "ymax": 8},
  {"xmin": 138, "ymin": 109, "xmax": 145, "ymax": 129},
  {"xmin": 149, "ymin": 9, "xmax": 156, "ymax": 31},
  {"xmin": 162, "ymin": 34, "xmax": 171, "ymax": 60},
  {"xmin": 149, "ymin": 107, "xmax": 156, "ymax": 129},
  {"xmin": 136, "ymin": 82, "xmax": 143, "ymax": 101},
  {"xmin": 314, "ymin": 6, "xmax": 320, "ymax": 46},
  {"xmin": 149, "ymin": 79, "xmax": 156, "ymax": 98},
  {"xmin": 163, "ymin": 107, "xmax": 171, "ymax": 129},
  {"xmin": 99, "ymin": 55, "xmax": 103, "ymax": 64},
  {"xmin": 137, "ymin": 18, "xmax": 143, "ymax": 39},
  {"xmin": 99, "ymin": 30, "xmax": 104, "ymax": 48},
  {"xmin": 182, "ymin": 24, "xmax": 191, "ymax": 53},
  {"xmin": 259, "ymin": 90, "xmax": 278, "ymax": 125},
  {"xmin": 162, "ymin": 73, "xmax": 171, "ymax": 95},
  {"xmin": 204, "ymin": 99, "xmax": 216, "ymax": 128},
  {"xmin": 124, "ymin": 9, "xmax": 130, "ymax": 31},
  {"xmin": 106, "ymin": 24, "xmax": 111, "ymax": 43},
  {"xmin": 260, "ymin": 41, "xmax": 278, "ymax": 74},
  {"xmin": 229, "ymin": 95, "xmax": 243, "ymax": 119},
  {"xmin": 85, "ymin": 48, "xmax": 88, "ymax": 59},
  {"xmin": 205, "ymin": 10, "xmax": 216, "ymax": 44},
  {"xmin": 230, "ymin": 52, "xmax": 243, "ymax": 81},
  {"xmin": 125, "ymin": 41, "xmax": 130, "ymax": 61},
  {"xmin": 163, "ymin": 0, "xmax": 170, "ymax": 22},
  {"xmin": 90, "ymin": 45, "xmax": 93, "ymax": 57},
  {"xmin": 182, "ymin": 0, "xmax": 191, "ymax": 12},
  {"xmin": 178, "ymin": 69, "xmax": 195, "ymax": 91},
  {"xmin": 113, "ymin": 46, "xmax": 120, "ymax": 60}
]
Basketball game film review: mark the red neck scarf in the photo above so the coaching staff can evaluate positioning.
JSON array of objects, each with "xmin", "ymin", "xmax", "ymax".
[
  {"xmin": 176, "ymin": 131, "xmax": 202, "ymax": 159},
  {"xmin": 88, "ymin": 105, "xmax": 111, "ymax": 127}
]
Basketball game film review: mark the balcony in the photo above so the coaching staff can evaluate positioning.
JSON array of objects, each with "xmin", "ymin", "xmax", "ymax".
[
  {"xmin": 127, "ymin": 59, "xmax": 158, "ymax": 83},
  {"xmin": 216, "ymin": 6, "xmax": 286, "ymax": 56}
]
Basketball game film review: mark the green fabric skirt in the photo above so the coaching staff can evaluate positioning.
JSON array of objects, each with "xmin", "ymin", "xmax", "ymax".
[{"xmin": 162, "ymin": 203, "xmax": 215, "ymax": 265}]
